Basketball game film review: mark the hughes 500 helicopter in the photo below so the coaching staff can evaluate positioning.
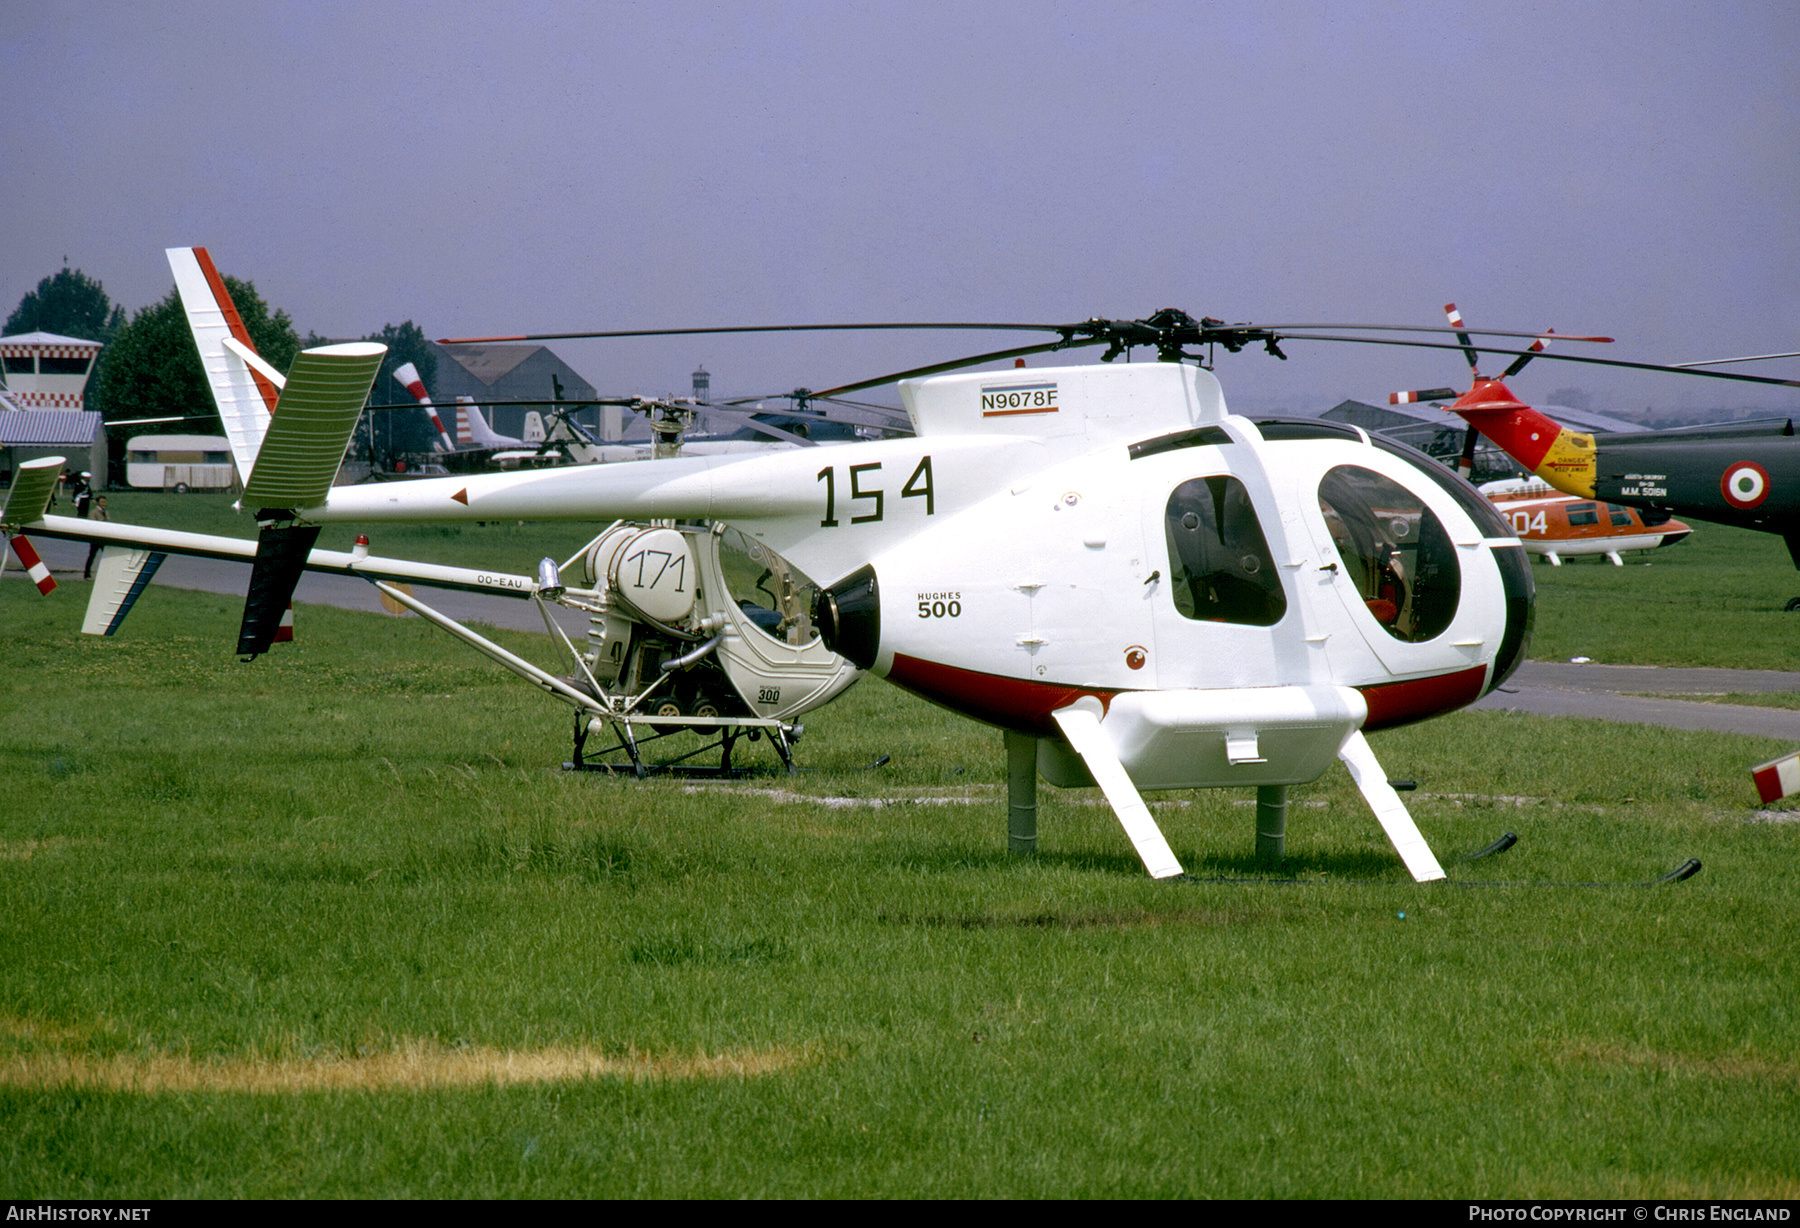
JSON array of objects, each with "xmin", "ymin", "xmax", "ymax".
[{"xmin": 12, "ymin": 250, "xmax": 1765, "ymax": 882}]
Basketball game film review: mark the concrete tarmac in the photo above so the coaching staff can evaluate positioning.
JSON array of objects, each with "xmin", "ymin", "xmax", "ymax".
[
  {"xmin": 12, "ymin": 532, "xmax": 1800, "ymax": 741},
  {"xmin": 1472, "ymin": 660, "xmax": 1800, "ymax": 741}
]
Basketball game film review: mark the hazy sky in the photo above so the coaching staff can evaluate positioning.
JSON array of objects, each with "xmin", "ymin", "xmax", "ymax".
[{"xmin": 4, "ymin": 0, "xmax": 1795, "ymax": 414}]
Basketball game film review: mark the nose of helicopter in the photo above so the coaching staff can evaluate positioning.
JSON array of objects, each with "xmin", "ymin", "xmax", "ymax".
[
  {"xmin": 1488, "ymin": 540, "xmax": 1535, "ymax": 693},
  {"xmin": 817, "ymin": 564, "xmax": 882, "ymax": 669}
]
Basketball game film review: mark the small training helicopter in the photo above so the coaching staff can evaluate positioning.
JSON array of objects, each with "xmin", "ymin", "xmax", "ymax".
[
  {"xmin": 1387, "ymin": 305, "xmax": 1800, "ymax": 603},
  {"xmin": 1, "ymin": 248, "xmax": 864, "ymax": 776}
]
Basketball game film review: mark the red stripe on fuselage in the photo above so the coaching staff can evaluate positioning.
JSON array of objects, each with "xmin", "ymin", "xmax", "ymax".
[
  {"xmin": 885, "ymin": 654, "xmax": 1492, "ymax": 739},
  {"xmin": 886, "ymin": 653, "xmax": 1116, "ymax": 737},
  {"xmin": 1358, "ymin": 664, "xmax": 1490, "ymax": 731}
]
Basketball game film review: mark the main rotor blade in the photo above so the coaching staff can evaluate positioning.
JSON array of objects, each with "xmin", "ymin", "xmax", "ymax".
[
  {"xmin": 696, "ymin": 409, "xmax": 819, "ymax": 447},
  {"xmin": 1287, "ymin": 333, "xmax": 1800, "ymax": 389},
  {"xmin": 1672, "ymin": 351, "xmax": 1800, "ymax": 368},
  {"xmin": 807, "ymin": 337, "xmax": 1108, "ymax": 400},
  {"xmin": 437, "ymin": 321, "xmax": 1076, "ymax": 345},
  {"xmin": 1445, "ymin": 303, "xmax": 1481, "ymax": 376},
  {"xmin": 363, "ymin": 397, "xmax": 648, "ymax": 412},
  {"xmin": 1242, "ymin": 321, "xmax": 1614, "ymax": 343},
  {"xmin": 714, "ymin": 393, "xmax": 911, "ymax": 431}
]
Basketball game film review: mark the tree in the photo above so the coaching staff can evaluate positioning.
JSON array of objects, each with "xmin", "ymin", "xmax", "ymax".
[
  {"xmin": 5, "ymin": 267, "xmax": 124, "ymax": 342},
  {"xmin": 92, "ymin": 277, "xmax": 299, "ymax": 430},
  {"xmin": 7, "ymin": 266, "xmax": 129, "ymax": 417}
]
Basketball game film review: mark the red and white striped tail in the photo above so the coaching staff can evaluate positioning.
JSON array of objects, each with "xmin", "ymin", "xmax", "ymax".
[
  {"xmin": 394, "ymin": 363, "xmax": 454, "ymax": 450},
  {"xmin": 1751, "ymin": 750, "xmax": 1800, "ymax": 804},
  {"xmin": 273, "ymin": 604, "xmax": 295, "ymax": 644},
  {"xmin": 394, "ymin": 362, "xmax": 428, "ymax": 403},
  {"xmin": 9, "ymin": 534, "xmax": 56, "ymax": 594}
]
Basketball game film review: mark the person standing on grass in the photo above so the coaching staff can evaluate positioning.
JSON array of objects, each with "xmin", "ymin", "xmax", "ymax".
[{"xmin": 84, "ymin": 496, "xmax": 108, "ymax": 580}]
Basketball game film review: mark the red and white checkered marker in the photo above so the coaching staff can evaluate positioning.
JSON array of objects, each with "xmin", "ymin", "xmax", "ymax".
[
  {"xmin": 1751, "ymin": 750, "xmax": 1800, "ymax": 804},
  {"xmin": 1390, "ymin": 387, "xmax": 1461, "ymax": 405},
  {"xmin": 393, "ymin": 362, "xmax": 428, "ymax": 402},
  {"xmin": 9, "ymin": 534, "xmax": 56, "ymax": 594}
]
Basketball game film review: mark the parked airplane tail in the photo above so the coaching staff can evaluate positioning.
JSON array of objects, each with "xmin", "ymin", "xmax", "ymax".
[{"xmin": 455, "ymin": 396, "xmax": 525, "ymax": 449}]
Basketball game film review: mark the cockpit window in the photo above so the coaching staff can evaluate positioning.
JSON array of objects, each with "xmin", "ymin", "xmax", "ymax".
[
  {"xmin": 713, "ymin": 524, "xmax": 822, "ymax": 645},
  {"xmin": 1318, "ymin": 465, "xmax": 1459, "ymax": 642},
  {"xmin": 1164, "ymin": 476, "xmax": 1286, "ymax": 626}
]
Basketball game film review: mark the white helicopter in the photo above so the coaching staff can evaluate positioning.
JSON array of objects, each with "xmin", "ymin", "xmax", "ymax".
[
  {"xmin": 167, "ymin": 261, "xmax": 1578, "ymax": 884},
  {"xmin": 39, "ymin": 252, "xmax": 1764, "ymax": 881}
]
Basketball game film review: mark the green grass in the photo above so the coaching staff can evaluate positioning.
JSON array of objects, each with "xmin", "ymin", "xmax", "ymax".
[
  {"xmin": 1525, "ymin": 522, "xmax": 1800, "ymax": 670},
  {"xmin": 1639, "ymin": 693, "xmax": 1800, "ymax": 710},
  {"xmin": 2, "ymin": 553, "xmax": 1799, "ymax": 1197}
]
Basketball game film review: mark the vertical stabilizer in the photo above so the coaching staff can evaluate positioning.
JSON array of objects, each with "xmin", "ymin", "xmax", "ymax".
[
  {"xmin": 83, "ymin": 548, "xmax": 168, "ymax": 635},
  {"xmin": 1450, "ymin": 379, "xmax": 1597, "ymax": 499},
  {"xmin": 238, "ymin": 525, "xmax": 321, "ymax": 657},
  {"xmin": 167, "ymin": 247, "xmax": 282, "ymax": 484},
  {"xmin": 456, "ymin": 396, "xmax": 524, "ymax": 448}
]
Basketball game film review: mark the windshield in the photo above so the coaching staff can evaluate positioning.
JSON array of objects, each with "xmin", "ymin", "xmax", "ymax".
[
  {"xmin": 1317, "ymin": 465, "xmax": 1460, "ymax": 642},
  {"xmin": 714, "ymin": 525, "xmax": 822, "ymax": 645}
]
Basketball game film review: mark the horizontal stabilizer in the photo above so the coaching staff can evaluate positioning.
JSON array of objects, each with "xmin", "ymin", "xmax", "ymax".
[
  {"xmin": 1052, "ymin": 699, "xmax": 1185, "ymax": 879},
  {"xmin": 243, "ymin": 342, "xmax": 386, "ymax": 510},
  {"xmin": 83, "ymin": 548, "xmax": 167, "ymax": 635},
  {"xmin": 1, "ymin": 456, "xmax": 67, "ymax": 528}
]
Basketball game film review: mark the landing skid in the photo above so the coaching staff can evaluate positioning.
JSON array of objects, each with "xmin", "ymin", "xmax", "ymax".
[{"xmin": 567, "ymin": 711, "xmax": 799, "ymax": 778}]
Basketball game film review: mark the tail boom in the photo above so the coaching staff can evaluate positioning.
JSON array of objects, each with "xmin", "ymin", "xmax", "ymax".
[{"xmin": 1451, "ymin": 379, "xmax": 1597, "ymax": 498}]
